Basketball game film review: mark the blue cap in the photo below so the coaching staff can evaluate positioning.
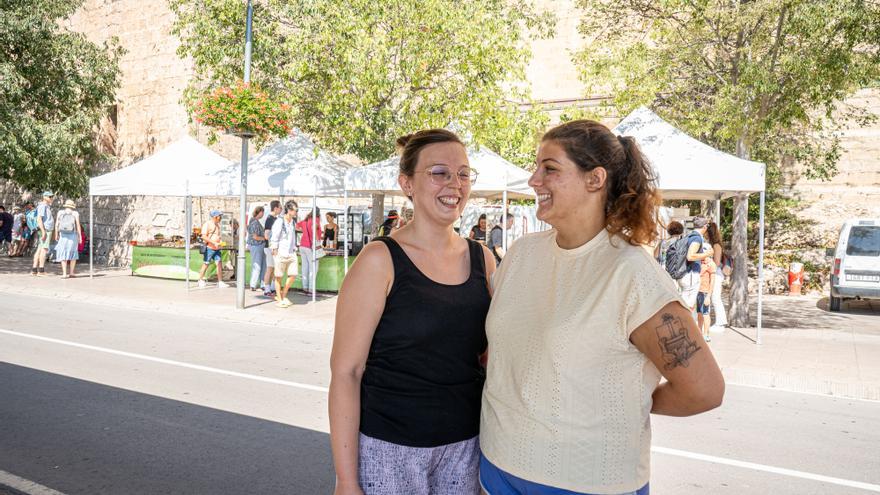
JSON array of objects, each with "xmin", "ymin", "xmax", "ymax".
[
  {"xmin": 43, "ymin": 191, "xmax": 54, "ymax": 197},
  {"xmin": 210, "ymin": 209, "xmax": 222, "ymax": 218}
]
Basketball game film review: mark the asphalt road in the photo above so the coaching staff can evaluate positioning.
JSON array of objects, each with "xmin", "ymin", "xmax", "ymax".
[{"xmin": 1, "ymin": 292, "xmax": 879, "ymax": 494}]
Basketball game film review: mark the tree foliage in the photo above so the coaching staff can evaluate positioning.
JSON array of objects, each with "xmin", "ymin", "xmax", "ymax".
[
  {"xmin": 0, "ymin": 0, "xmax": 122, "ymax": 196},
  {"xmin": 169, "ymin": 0, "xmax": 554, "ymax": 164},
  {"xmin": 574, "ymin": 0, "xmax": 880, "ymax": 325}
]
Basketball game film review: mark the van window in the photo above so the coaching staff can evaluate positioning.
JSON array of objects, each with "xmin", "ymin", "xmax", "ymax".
[{"xmin": 846, "ymin": 226, "xmax": 880, "ymax": 256}]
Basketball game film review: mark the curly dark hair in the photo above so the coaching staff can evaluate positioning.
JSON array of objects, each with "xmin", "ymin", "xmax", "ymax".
[{"xmin": 541, "ymin": 120, "xmax": 661, "ymax": 245}]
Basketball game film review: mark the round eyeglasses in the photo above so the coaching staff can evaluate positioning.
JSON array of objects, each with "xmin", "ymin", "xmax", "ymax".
[{"xmin": 423, "ymin": 166, "xmax": 478, "ymax": 186}]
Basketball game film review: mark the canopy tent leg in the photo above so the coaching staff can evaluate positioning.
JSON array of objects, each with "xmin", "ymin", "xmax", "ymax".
[
  {"xmin": 311, "ymin": 177, "xmax": 317, "ymax": 302},
  {"xmin": 756, "ymin": 191, "xmax": 765, "ymax": 345},
  {"xmin": 714, "ymin": 198, "xmax": 721, "ymax": 227},
  {"xmin": 185, "ymin": 194, "xmax": 192, "ymax": 292},
  {"xmin": 89, "ymin": 195, "xmax": 94, "ymax": 279},
  {"xmin": 343, "ymin": 186, "xmax": 349, "ymax": 275},
  {"xmin": 502, "ymin": 190, "xmax": 508, "ymax": 251}
]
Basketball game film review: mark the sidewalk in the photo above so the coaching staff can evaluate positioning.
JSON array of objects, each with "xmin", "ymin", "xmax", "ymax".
[{"xmin": 3, "ymin": 256, "xmax": 880, "ymax": 400}]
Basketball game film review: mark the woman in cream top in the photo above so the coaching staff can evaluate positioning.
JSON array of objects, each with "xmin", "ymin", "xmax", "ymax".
[{"xmin": 480, "ymin": 120, "xmax": 725, "ymax": 495}]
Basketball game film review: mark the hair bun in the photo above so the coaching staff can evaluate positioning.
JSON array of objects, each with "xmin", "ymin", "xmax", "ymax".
[{"xmin": 396, "ymin": 134, "xmax": 413, "ymax": 149}]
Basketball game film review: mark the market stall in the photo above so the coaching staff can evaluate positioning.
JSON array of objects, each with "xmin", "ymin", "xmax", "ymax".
[{"xmin": 613, "ymin": 106, "xmax": 767, "ymax": 341}]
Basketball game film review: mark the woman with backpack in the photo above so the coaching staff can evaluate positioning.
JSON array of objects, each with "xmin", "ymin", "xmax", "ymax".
[{"xmin": 54, "ymin": 199, "xmax": 82, "ymax": 278}]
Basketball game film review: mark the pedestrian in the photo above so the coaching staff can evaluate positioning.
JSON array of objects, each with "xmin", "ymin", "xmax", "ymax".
[
  {"xmin": 324, "ymin": 212, "xmax": 338, "ymax": 250},
  {"xmin": 705, "ymin": 221, "xmax": 729, "ymax": 329},
  {"xmin": 197, "ymin": 210, "xmax": 229, "ymax": 288},
  {"xmin": 480, "ymin": 120, "xmax": 724, "ymax": 494},
  {"xmin": 21, "ymin": 202, "xmax": 36, "ymax": 257},
  {"xmin": 680, "ymin": 216, "xmax": 713, "ymax": 312},
  {"xmin": 31, "ymin": 191, "xmax": 55, "ymax": 276},
  {"xmin": 697, "ymin": 255, "xmax": 716, "ymax": 342},
  {"xmin": 8, "ymin": 206, "xmax": 25, "ymax": 257},
  {"xmin": 468, "ymin": 213, "xmax": 487, "ymax": 243},
  {"xmin": 247, "ymin": 206, "xmax": 267, "ymax": 292},
  {"xmin": 486, "ymin": 211, "xmax": 514, "ymax": 265},
  {"xmin": 0, "ymin": 205, "xmax": 14, "ymax": 255},
  {"xmin": 262, "ymin": 200, "xmax": 281, "ymax": 297},
  {"xmin": 377, "ymin": 209, "xmax": 398, "ymax": 237},
  {"xmin": 53, "ymin": 199, "xmax": 83, "ymax": 278},
  {"xmin": 329, "ymin": 129, "xmax": 495, "ymax": 495},
  {"xmin": 269, "ymin": 200, "xmax": 299, "ymax": 307},
  {"xmin": 297, "ymin": 207, "xmax": 322, "ymax": 294},
  {"xmin": 655, "ymin": 220, "xmax": 684, "ymax": 265}
]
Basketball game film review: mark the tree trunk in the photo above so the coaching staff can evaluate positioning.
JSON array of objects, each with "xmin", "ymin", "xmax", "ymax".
[
  {"xmin": 370, "ymin": 193, "xmax": 385, "ymax": 237},
  {"xmin": 728, "ymin": 193, "xmax": 750, "ymax": 327},
  {"xmin": 728, "ymin": 135, "xmax": 751, "ymax": 327}
]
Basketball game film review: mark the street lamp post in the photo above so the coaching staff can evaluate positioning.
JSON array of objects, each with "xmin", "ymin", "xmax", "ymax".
[{"xmin": 236, "ymin": 0, "xmax": 253, "ymax": 310}]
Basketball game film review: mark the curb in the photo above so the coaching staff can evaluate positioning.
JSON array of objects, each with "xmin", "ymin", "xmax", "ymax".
[{"xmin": 722, "ymin": 367, "xmax": 880, "ymax": 402}]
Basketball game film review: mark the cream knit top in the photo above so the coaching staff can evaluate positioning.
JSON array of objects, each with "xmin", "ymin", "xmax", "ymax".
[{"xmin": 480, "ymin": 229, "xmax": 686, "ymax": 494}]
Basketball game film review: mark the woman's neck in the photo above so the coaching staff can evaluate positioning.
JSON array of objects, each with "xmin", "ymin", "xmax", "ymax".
[
  {"xmin": 554, "ymin": 212, "xmax": 607, "ymax": 250},
  {"xmin": 400, "ymin": 217, "xmax": 458, "ymax": 250}
]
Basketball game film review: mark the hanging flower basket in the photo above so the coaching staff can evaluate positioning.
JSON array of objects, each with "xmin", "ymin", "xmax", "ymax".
[{"xmin": 193, "ymin": 81, "xmax": 292, "ymax": 141}]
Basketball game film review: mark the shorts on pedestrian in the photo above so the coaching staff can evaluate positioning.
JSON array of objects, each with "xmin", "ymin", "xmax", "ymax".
[
  {"xmin": 695, "ymin": 292, "xmax": 711, "ymax": 314},
  {"xmin": 479, "ymin": 454, "xmax": 649, "ymax": 495},
  {"xmin": 274, "ymin": 254, "xmax": 298, "ymax": 277},
  {"xmin": 358, "ymin": 433, "xmax": 480, "ymax": 495},
  {"xmin": 677, "ymin": 271, "xmax": 700, "ymax": 308},
  {"xmin": 203, "ymin": 247, "xmax": 222, "ymax": 264},
  {"xmin": 37, "ymin": 231, "xmax": 53, "ymax": 250},
  {"xmin": 264, "ymin": 247, "xmax": 275, "ymax": 268}
]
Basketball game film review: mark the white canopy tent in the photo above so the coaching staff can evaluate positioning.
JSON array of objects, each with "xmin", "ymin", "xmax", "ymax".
[
  {"xmin": 343, "ymin": 146, "xmax": 536, "ymax": 271},
  {"xmin": 87, "ymin": 133, "xmax": 355, "ymax": 302},
  {"xmin": 613, "ymin": 107, "xmax": 767, "ymax": 343}
]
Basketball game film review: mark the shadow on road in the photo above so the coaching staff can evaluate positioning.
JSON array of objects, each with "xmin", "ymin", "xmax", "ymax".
[{"xmin": 0, "ymin": 363, "xmax": 334, "ymax": 495}]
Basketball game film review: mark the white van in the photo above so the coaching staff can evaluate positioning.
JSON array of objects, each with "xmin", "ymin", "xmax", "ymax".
[{"xmin": 829, "ymin": 219, "xmax": 880, "ymax": 311}]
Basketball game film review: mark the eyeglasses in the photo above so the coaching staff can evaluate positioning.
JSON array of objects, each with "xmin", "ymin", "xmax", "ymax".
[{"xmin": 423, "ymin": 166, "xmax": 478, "ymax": 186}]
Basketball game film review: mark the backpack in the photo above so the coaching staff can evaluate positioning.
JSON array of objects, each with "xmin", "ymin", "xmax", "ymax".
[
  {"xmin": 58, "ymin": 210, "xmax": 76, "ymax": 233},
  {"xmin": 26, "ymin": 209, "xmax": 38, "ymax": 231},
  {"xmin": 664, "ymin": 235, "xmax": 693, "ymax": 280}
]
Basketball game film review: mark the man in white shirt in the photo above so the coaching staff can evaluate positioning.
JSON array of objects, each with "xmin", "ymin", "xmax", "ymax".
[{"xmin": 269, "ymin": 200, "xmax": 299, "ymax": 307}]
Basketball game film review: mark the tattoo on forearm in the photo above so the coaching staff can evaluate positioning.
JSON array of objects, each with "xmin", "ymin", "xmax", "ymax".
[{"xmin": 655, "ymin": 313, "xmax": 702, "ymax": 370}]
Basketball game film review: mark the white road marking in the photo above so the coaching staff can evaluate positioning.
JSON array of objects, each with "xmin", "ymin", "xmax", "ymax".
[
  {"xmin": 0, "ymin": 469, "xmax": 67, "ymax": 495},
  {"xmin": 4, "ymin": 328, "xmax": 880, "ymax": 492},
  {"xmin": 652, "ymin": 446, "xmax": 880, "ymax": 493},
  {"xmin": 0, "ymin": 328, "xmax": 329, "ymax": 393}
]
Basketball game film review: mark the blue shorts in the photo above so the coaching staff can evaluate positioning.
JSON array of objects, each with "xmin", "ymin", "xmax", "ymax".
[
  {"xmin": 696, "ymin": 292, "xmax": 711, "ymax": 314},
  {"xmin": 479, "ymin": 455, "xmax": 649, "ymax": 495},
  {"xmin": 203, "ymin": 247, "xmax": 222, "ymax": 264}
]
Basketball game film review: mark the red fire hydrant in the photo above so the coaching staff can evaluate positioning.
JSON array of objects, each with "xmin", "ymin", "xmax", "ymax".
[{"xmin": 788, "ymin": 262, "xmax": 804, "ymax": 295}]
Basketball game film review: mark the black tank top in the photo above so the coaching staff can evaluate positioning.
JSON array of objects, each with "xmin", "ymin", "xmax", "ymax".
[{"xmin": 360, "ymin": 237, "xmax": 490, "ymax": 447}]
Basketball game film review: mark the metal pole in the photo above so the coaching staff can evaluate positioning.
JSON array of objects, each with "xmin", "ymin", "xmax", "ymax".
[
  {"xmin": 236, "ymin": 0, "xmax": 254, "ymax": 310},
  {"xmin": 756, "ymin": 190, "xmax": 766, "ymax": 345},
  {"xmin": 714, "ymin": 197, "xmax": 721, "ymax": 227},
  {"xmin": 185, "ymin": 194, "xmax": 191, "ymax": 292},
  {"xmin": 311, "ymin": 176, "xmax": 317, "ymax": 302},
  {"xmin": 89, "ymin": 194, "xmax": 94, "ymax": 279},
  {"xmin": 502, "ymin": 190, "xmax": 508, "ymax": 251},
  {"xmin": 343, "ymin": 182, "xmax": 349, "ymax": 275}
]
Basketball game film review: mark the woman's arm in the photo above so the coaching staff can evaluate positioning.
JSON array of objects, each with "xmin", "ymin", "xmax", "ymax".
[
  {"xmin": 329, "ymin": 242, "xmax": 393, "ymax": 494},
  {"xmin": 630, "ymin": 301, "xmax": 725, "ymax": 416}
]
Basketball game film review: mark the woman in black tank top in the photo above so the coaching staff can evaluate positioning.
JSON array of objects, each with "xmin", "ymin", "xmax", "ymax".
[{"xmin": 329, "ymin": 129, "xmax": 496, "ymax": 495}]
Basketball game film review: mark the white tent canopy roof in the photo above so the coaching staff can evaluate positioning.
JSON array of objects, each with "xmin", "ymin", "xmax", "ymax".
[
  {"xmin": 213, "ymin": 132, "xmax": 356, "ymax": 197},
  {"xmin": 613, "ymin": 107, "xmax": 766, "ymax": 200},
  {"xmin": 89, "ymin": 133, "xmax": 356, "ymax": 198},
  {"xmin": 345, "ymin": 146, "xmax": 534, "ymax": 200},
  {"xmin": 88, "ymin": 136, "xmax": 235, "ymax": 197}
]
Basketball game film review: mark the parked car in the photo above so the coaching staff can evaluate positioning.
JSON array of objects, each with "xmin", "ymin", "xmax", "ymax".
[{"xmin": 829, "ymin": 219, "xmax": 880, "ymax": 311}]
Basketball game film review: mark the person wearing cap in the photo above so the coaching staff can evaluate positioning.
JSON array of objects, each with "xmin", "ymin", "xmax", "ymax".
[
  {"xmin": 197, "ymin": 209, "xmax": 229, "ymax": 288},
  {"xmin": 8, "ymin": 205, "xmax": 26, "ymax": 257},
  {"xmin": 377, "ymin": 209, "xmax": 398, "ymax": 237},
  {"xmin": 680, "ymin": 216, "xmax": 714, "ymax": 312},
  {"xmin": 31, "ymin": 191, "xmax": 55, "ymax": 276},
  {"xmin": 54, "ymin": 199, "xmax": 83, "ymax": 278}
]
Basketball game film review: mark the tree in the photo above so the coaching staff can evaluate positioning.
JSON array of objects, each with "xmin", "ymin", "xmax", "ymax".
[
  {"xmin": 0, "ymin": 0, "xmax": 123, "ymax": 196},
  {"xmin": 574, "ymin": 0, "xmax": 880, "ymax": 327},
  {"xmin": 170, "ymin": 0, "xmax": 553, "ymax": 231}
]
